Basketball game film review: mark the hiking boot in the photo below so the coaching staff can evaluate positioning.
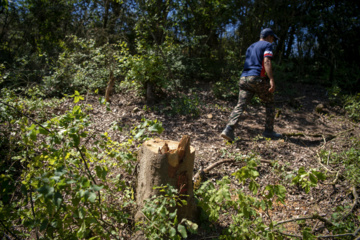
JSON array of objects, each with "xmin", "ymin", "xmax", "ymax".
[
  {"xmin": 262, "ymin": 130, "xmax": 282, "ymax": 139},
  {"xmin": 221, "ymin": 125, "xmax": 235, "ymax": 142}
]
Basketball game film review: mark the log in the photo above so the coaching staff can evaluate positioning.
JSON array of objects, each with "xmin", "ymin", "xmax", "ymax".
[{"xmin": 135, "ymin": 136, "xmax": 197, "ymax": 222}]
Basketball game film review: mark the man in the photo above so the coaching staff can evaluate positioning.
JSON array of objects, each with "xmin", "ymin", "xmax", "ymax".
[{"xmin": 221, "ymin": 28, "xmax": 281, "ymax": 142}]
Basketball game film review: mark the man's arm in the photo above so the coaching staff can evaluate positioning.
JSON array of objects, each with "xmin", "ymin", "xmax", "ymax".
[{"xmin": 264, "ymin": 57, "xmax": 275, "ymax": 93}]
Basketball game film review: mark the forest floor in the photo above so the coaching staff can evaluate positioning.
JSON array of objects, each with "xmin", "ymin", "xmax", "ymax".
[{"xmin": 62, "ymin": 82, "xmax": 360, "ymax": 238}]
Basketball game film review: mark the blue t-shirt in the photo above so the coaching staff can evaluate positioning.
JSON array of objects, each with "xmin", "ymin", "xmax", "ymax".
[{"xmin": 241, "ymin": 41, "xmax": 273, "ymax": 77}]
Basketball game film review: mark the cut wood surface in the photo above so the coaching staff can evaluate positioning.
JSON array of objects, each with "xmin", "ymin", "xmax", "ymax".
[{"xmin": 135, "ymin": 136, "xmax": 197, "ymax": 222}]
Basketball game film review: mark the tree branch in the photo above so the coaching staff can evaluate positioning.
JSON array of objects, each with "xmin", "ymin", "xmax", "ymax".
[
  {"xmin": 273, "ymin": 213, "xmax": 334, "ymax": 228},
  {"xmin": 342, "ymin": 186, "xmax": 359, "ymax": 220},
  {"xmin": 317, "ymin": 227, "xmax": 360, "ymax": 238},
  {"xmin": 0, "ymin": 219, "xmax": 22, "ymax": 240},
  {"xmin": 0, "ymin": 100, "xmax": 52, "ymax": 133},
  {"xmin": 29, "ymin": 188, "xmax": 40, "ymax": 240},
  {"xmin": 75, "ymin": 145, "xmax": 102, "ymax": 218},
  {"xmin": 275, "ymin": 230, "xmax": 302, "ymax": 239}
]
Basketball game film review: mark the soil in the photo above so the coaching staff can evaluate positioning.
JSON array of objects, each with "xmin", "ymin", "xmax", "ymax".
[{"xmin": 64, "ymin": 82, "xmax": 360, "ymax": 238}]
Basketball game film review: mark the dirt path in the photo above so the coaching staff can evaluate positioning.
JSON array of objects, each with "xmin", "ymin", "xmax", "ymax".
[{"xmin": 71, "ymin": 83, "xmax": 359, "ymax": 237}]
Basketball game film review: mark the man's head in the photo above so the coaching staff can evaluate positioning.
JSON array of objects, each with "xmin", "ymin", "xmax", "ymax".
[{"xmin": 260, "ymin": 28, "xmax": 279, "ymax": 43}]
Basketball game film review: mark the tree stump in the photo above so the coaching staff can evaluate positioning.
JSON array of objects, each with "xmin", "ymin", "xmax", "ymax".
[
  {"xmin": 105, "ymin": 70, "xmax": 115, "ymax": 103},
  {"xmin": 135, "ymin": 135, "xmax": 197, "ymax": 222}
]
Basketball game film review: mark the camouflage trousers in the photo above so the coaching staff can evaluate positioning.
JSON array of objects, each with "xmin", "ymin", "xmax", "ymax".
[{"xmin": 227, "ymin": 76, "xmax": 275, "ymax": 132}]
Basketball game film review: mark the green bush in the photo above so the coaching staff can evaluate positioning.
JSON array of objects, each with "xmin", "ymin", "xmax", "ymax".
[
  {"xmin": 320, "ymin": 138, "xmax": 360, "ymax": 185},
  {"xmin": 195, "ymin": 159, "xmax": 288, "ymax": 239},
  {"xmin": 0, "ymin": 90, "xmax": 164, "ymax": 239},
  {"xmin": 164, "ymin": 92, "xmax": 201, "ymax": 117},
  {"xmin": 327, "ymin": 86, "xmax": 360, "ymax": 122},
  {"xmin": 137, "ymin": 184, "xmax": 198, "ymax": 239},
  {"xmin": 43, "ymin": 36, "xmax": 128, "ymax": 96},
  {"xmin": 126, "ymin": 38, "xmax": 186, "ymax": 97},
  {"xmin": 344, "ymin": 93, "xmax": 360, "ymax": 122},
  {"xmin": 212, "ymin": 74, "xmax": 239, "ymax": 100}
]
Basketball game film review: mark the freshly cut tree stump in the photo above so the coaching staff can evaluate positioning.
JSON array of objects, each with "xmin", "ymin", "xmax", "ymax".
[{"xmin": 135, "ymin": 135, "xmax": 197, "ymax": 221}]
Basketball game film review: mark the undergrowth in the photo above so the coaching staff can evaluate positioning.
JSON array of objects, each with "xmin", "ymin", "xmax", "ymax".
[
  {"xmin": 0, "ymin": 89, "xmax": 165, "ymax": 239},
  {"xmin": 1, "ymin": 88, "xmax": 359, "ymax": 240}
]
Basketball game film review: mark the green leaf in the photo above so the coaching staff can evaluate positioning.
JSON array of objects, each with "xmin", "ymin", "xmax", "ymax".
[
  {"xmin": 148, "ymin": 123, "xmax": 164, "ymax": 134},
  {"xmin": 53, "ymin": 191, "xmax": 63, "ymax": 207},
  {"xmin": 39, "ymin": 127, "xmax": 49, "ymax": 135},
  {"xmin": 292, "ymin": 175, "xmax": 300, "ymax": 184},
  {"xmin": 250, "ymin": 169, "xmax": 259, "ymax": 178},
  {"xmin": 29, "ymin": 128, "xmax": 38, "ymax": 141},
  {"xmin": 88, "ymin": 192, "xmax": 97, "ymax": 203},
  {"xmin": 312, "ymin": 171, "xmax": 326, "ymax": 181},
  {"xmin": 298, "ymin": 167, "xmax": 306, "ymax": 175},
  {"xmin": 81, "ymin": 179, "xmax": 91, "ymax": 189},
  {"xmin": 99, "ymin": 97, "xmax": 106, "ymax": 105},
  {"xmin": 177, "ymin": 224, "xmax": 187, "ymax": 238},
  {"xmin": 77, "ymin": 221, "xmax": 86, "ymax": 238},
  {"xmin": 134, "ymin": 128, "xmax": 145, "ymax": 139},
  {"xmin": 95, "ymin": 166, "xmax": 108, "ymax": 180},
  {"xmin": 106, "ymin": 102, "xmax": 111, "ymax": 111},
  {"xmin": 54, "ymin": 166, "xmax": 67, "ymax": 176},
  {"xmin": 184, "ymin": 220, "xmax": 198, "ymax": 234},
  {"xmin": 274, "ymin": 185, "xmax": 286, "ymax": 197},
  {"xmin": 37, "ymin": 185, "xmax": 54, "ymax": 198},
  {"xmin": 249, "ymin": 180, "xmax": 259, "ymax": 195},
  {"xmin": 309, "ymin": 173, "xmax": 318, "ymax": 184},
  {"xmin": 267, "ymin": 232, "xmax": 275, "ymax": 240},
  {"xmin": 274, "ymin": 185, "xmax": 287, "ymax": 202},
  {"xmin": 302, "ymin": 228, "xmax": 315, "ymax": 240},
  {"xmin": 79, "ymin": 207, "xmax": 86, "ymax": 219},
  {"xmin": 265, "ymin": 185, "xmax": 274, "ymax": 199},
  {"xmin": 91, "ymin": 184, "xmax": 103, "ymax": 191},
  {"xmin": 70, "ymin": 133, "xmax": 80, "ymax": 147},
  {"xmin": 169, "ymin": 211, "xmax": 177, "ymax": 219},
  {"xmin": 169, "ymin": 227, "xmax": 176, "ymax": 237},
  {"xmin": 40, "ymin": 219, "xmax": 49, "ymax": 231}
]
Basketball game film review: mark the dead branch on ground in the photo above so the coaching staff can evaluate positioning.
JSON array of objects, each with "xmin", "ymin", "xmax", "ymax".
[
  {"xmin": 283, "ymin": 128, "xmax": 354, "ymax": 141},
  {"xmin": 342, "ymin": 186, "xmax": 359, "ymax": 221},
  {"xmin": 273, "ymin": 214, "xmax": 360, "ymax": 239}
]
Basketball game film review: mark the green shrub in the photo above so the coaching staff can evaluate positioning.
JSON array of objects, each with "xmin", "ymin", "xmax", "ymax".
[
  {"xmin": 43, "ymin": 36, "xmax": 128, "ymax": 96},
  {"xmin": 344, "ymin": 93, "xmax": 360, "ymax": 122},
  {"xmin": 126, "ymin": 38, "xmax": 186, "ymax": 97},
  {"xmin": 137, "ymin": 184, "xmax": 198, "ymax": 240},
  {"xmin": 212, "ymin": 74, "xmax": 239, "ymax": 100},
  {"xmin": 195, "ymin": 159, "xmax": 287, "ymax": 239},
  {"xmin": 168, "ymin": 93, "xmax": 201, "ymax": 117},
  {"xmin": 0, "ymin": 90, "xmax": 164, "ymax": 239},
  {"xmin": 320, "ymin": 139, "xmax": 360, "ymax": 185}
]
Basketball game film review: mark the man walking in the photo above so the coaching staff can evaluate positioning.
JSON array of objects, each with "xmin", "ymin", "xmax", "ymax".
[{"xmin": 221, "ymin": 28, "xmax": 281, "ymax": 142}]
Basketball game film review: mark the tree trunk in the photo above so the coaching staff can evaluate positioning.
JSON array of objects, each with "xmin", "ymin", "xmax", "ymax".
[
  {"xmin": 146, "ymin": 81, "xmax": 155, "ymax": 105},
  {"xmin": 135, "ymin": 136, "xmax": 197, "ymax": 222},
  {"xmin": 103, "ymin": 0, "xmax": 110, "ymax": 29}
]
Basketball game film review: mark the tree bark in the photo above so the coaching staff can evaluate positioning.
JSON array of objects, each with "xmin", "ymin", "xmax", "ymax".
[
  {"xmin": 135, "ymin": 136, "xmax": 197, "ymax": 222},
  {"xmin": 145, "ymin": 81, "xmax": 155, "ymax": 105}
]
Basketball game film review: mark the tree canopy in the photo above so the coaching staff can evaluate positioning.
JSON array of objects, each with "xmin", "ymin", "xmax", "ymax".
[{"xmin": 1, "ymin": 0, "xmax": 359, "ymax": 94}]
